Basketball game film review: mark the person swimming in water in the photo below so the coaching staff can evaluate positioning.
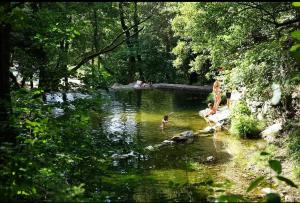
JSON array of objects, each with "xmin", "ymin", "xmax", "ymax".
[{"xmin": 160, "ymin": 115, "xmax": 169, "ymax": 129}]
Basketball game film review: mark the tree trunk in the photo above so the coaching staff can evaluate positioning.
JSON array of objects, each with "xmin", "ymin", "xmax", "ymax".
[
  {"xmin": 21, "ymin": 77, "xmax": 26, "ymax": 88},
  {"xmin": 0, "ymin": 21, "xmax": 15, "ymax": 143},
  {"xmin": 9, "ymin": 71, "xmax": 20, "ymax": 89},
  {"xmin": 30, "ymin": 75, "xmax": 33, "ymax": 89},
  {"xmin": 133, "ymin": 2, "xmax": 144, "ymax": 82},
  {"xmin": 119, "ymin": 2, "xmax": 136, "ymax": 83},
  {"xmin": 63, "ymin": 40, "xmax": 70, "ymax": 92},
  {"xmin": 38, "ymin": 47, "xmax": 50, "ymax": 91}
]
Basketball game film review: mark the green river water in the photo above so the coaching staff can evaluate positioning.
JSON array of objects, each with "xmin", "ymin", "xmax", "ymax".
[{"xmin": 86, "ymin": 89, "xmax": 264, "ymax": 202}]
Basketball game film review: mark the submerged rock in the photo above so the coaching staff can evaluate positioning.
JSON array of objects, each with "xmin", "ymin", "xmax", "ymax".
[
  {"xmin": 162, "ymin": 140, "xmax": 175, "ymax": 145},
  {"xmin": 206, "ymin": 156, "xmax": 215, "ymax": 162},
  {"xmin": 144, "ymin": 131, "xmax": 195, "ymax": 151},
  {"xmin": 180, "ymin": 130, "xmax": 194, "ymax": 138},
  {"xmin": 170, "ymin": 131, "xmax": 194, "ymax": 143},
  {"xmin": 198, "ymin": 126, "xmax": 215, "ymax": 134}
]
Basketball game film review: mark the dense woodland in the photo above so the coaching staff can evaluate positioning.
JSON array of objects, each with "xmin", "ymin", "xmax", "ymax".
[{"xmin": 0, "ymin": 2, "xmax": 300, "ymax": 202}]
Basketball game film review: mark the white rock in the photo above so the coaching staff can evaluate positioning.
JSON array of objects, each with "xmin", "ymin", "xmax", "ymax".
[
  {"xmin": 271, "ymin": 83, "xmax": 281, "ymax": 105},
  {"xmin": 199, "ymin": 126, "xmax": 215, "ymax": 134},
  {"xmin": 261, "ymin": 123, "xmax": 282, "ymax": 137},
  {"xmin": 162, "ymin": 140, "xmax": 174, "ymax": 145},
  {"xmin": 285, "ymin": 195, "xmax": 295, "ymax": 202},
  {"xmin": 257, "ymin": 113, "xmax": 264, "ymax": 121},
  {"xmin": 261, "ymin": 188, "xmax": 277, "ymax": 194},
  {"xmin": 206, "ymin": 156, "xmax": 215, "ymax": 162}
]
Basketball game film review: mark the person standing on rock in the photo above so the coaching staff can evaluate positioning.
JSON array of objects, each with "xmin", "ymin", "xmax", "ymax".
[{"xmin": 213, "ymin": 78, "xmax": 222, "ymax": 111}]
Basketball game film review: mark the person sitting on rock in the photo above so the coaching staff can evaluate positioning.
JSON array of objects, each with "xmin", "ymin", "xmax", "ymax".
[
  {"xmin": 160, "ymin": 115, "xmax": 169, "ymax": 129},
  {"xmin": 205, "ymin": 103, "xmax": 216, "ymax": 117}
]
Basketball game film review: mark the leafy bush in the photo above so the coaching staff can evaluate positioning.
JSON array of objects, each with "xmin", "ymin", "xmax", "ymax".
[
  {"xmin": 229, "ymin": 100, "xmax": 264, "ymax": 139},
  {"xmin": 230, "ymin": 114, "xmax": 264, "ymax": 139},
  {"xmin": 231, "ymin": 101, "xmax": 251, "ymax": 117}
]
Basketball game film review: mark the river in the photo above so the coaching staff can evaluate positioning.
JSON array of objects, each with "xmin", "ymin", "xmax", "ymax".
[{"xmin": 47, "ymin": 88, "xmax": 264, "ymax": 201}]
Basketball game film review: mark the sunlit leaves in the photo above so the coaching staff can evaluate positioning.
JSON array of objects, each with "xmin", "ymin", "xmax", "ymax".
[
  {"xmin": 268, "ymin": 160, "xmax": 282, "ymax": 175},
  {"xmin": 246, "ymin": 176, "xmax": 265, "ymax": 193},
  {"xmin": 292, "ymin": 2, "xmax": 300, "ymax": 7},
  {"xmin": 260, "ymin": 151, "xmax": 270, "ymax": 156},
  {"xmin": 291, "ymin": 30, "xmax": 300, "ymax": 39}
]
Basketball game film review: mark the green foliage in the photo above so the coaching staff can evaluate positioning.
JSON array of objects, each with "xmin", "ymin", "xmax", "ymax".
[
  {"xmin": 268, "ymin": 160, "xmax": 282, "ymax": 175},
  {"xmin": 216, "ymin": 153, "xmax": 298, "ymax": 202},
  {"xmin": 288, "ymin": 128, "xmax": 300, "ymax": 163},
  {"xmin": 262, "ymin": 193, "xmax": 281, "ymax": 203},
  {"xmin": 230, "ymin": 114, "xmax": 264, "ymax": 139},
  {"xmin": 230, "ymin": 101, "xmax": 264, "ymax": 139},
  {"xmin": 292, "ymin": 2, "xmax": 300, "ymax": 7},
  {"xmin": 0, "ymin": 90, "xmax": 117, "ymax": 201},
  {"xmin": 231, "ymin": 101, "xmax": 251, "ymax": 117},
  {"xmin": 247, "ymin": 176, "xmax": 264, "ymax": 193},
  {"xmin": 171, "ymin": 2, "xmax": 299, "ymax": 125},
  {"xmin": 216, "ymin": 194, "xmax": 246, "ymax": 202},
  {"xmin": 290, "ymin": 29, "xmax": 300, "ymax": 61}
]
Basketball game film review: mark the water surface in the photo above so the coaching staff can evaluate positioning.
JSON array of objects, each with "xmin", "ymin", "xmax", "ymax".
[{"xmin": 96, "ymin": 89, "xmax": 234, "ymax": 202}]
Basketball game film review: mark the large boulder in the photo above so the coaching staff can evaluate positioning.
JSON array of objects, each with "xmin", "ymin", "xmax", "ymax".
[{"xmin": 170, "ymin": 130, "xmax": 194, "ymax": 143}]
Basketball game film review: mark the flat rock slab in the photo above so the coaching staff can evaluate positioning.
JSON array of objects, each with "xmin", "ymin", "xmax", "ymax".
[
  {"xmin": 199, "ymin": 106, "xmax": 231, "ymax": 124},
  {"xmin": 111, "ymin": 83, "xmax": 212, "ymax": 92}
]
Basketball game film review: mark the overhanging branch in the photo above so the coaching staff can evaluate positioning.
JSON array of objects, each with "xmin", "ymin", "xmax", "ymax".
[
  {"xmin": 69, "ymin": 27, "xmax": 144, "ymax": 75},
  {"xmin": 69, "ymin": 13, "xmax": 153, "ymax": 75}
]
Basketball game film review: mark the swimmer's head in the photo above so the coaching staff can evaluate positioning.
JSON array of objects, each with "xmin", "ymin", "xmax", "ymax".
[{"xmin": 163, "ymin": 115, "xmax": 169, "ymax": 121}]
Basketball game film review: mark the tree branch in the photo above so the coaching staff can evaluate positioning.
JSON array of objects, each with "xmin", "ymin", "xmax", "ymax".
[
  {"xmin": 69, "ymin": 27, "xmax": 144, "ymax": 75},
  {"xmin": 69, "ymin": 11, "xmax": 154, "ymax": 75},
  {"xmin": 276, "ymin": 17, "xmax": 300, "ymax": 28},
  {"xmin": 237, "ymin": 2, "xmax": 298, "ymax": 30}
]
